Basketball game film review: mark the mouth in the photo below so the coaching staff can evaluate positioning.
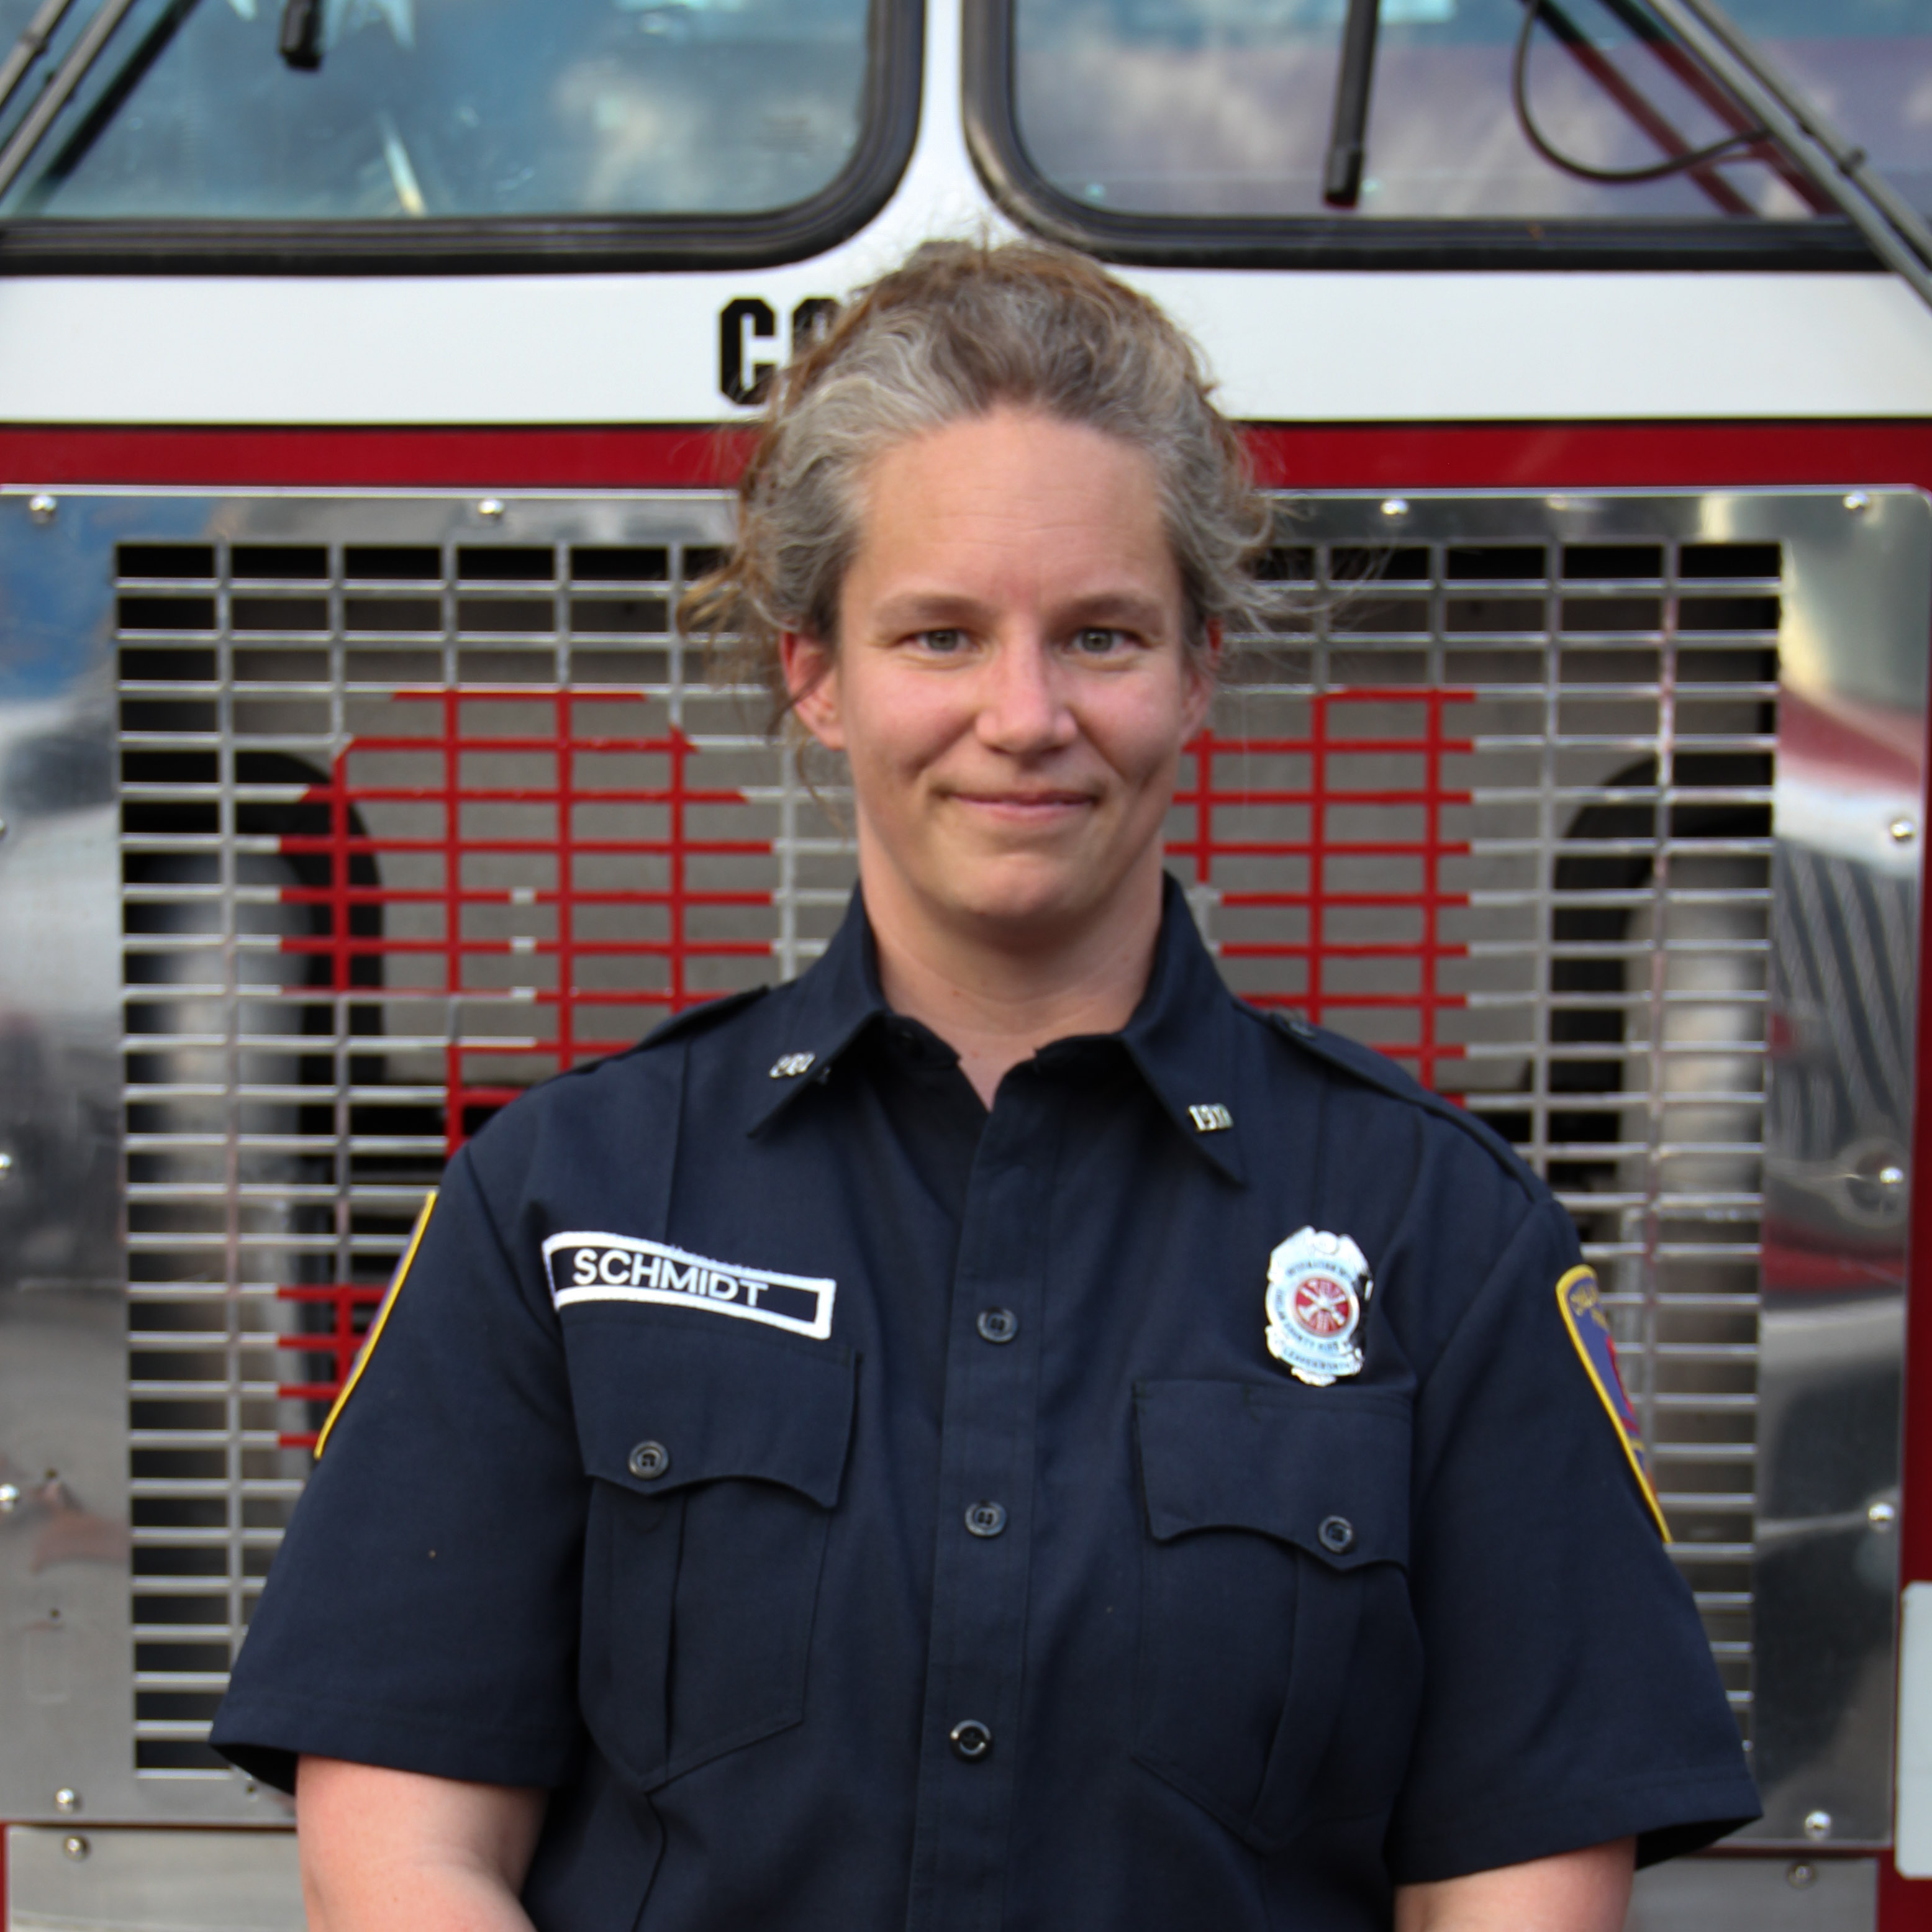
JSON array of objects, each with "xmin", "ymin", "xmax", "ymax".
[{"xmin": 946, "ymin": 789, "xmax": 1097, "ymax": 822}]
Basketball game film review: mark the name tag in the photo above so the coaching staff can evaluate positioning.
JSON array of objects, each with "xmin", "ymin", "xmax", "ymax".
[{"xmin": 542, "ymin": 1230, "xmax": 835, "ymax": 1340}]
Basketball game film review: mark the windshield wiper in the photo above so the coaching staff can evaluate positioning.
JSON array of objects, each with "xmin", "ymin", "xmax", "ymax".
[
  {"xmin": 0, "ymin": 0, "xmax": 147, "ymax": 204},
  {"xmin": 279, "ymin": 0, "xmax": 322, "ymax": 70},
  {"xmin": 1322, "ymin": 0, "xmax": 1381, "ymax": 209},
  {"xmin": 1644, "ymin": 0, "xmax": 1932, "ymax": 315},
  {"xmin": 1515, "ymin": 0, "xmax": 1758, "ymax": 216},
  {"xmin": 1320, "ymin": 0, "xmax": 1932, "ymax": 316},
  {"xmin": 0, "ymin": 0, "xmax": 82, "ymax": 129},
  {"xmin": 1515, "ymin": 0, "xmax": 1833, "ymax": 219}
]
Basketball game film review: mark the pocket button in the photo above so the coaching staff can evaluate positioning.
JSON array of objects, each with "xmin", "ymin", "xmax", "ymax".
[
  {"xmin": 627, "ymin": 1440, "xmax": 671, "ymax": 1481},
  {"xmin": 977, "ymin": 1307, "xmax": 1018, "ymax": 1344},
  {"xmin": 1317, "ymin": 1514, "xmax": 1354, "ymax": 1554}
]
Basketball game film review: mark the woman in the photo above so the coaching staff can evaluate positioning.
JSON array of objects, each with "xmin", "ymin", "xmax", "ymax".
[{"xmin": 213, "ymin": 240, "xmax": 1757, "ymax": 1930}]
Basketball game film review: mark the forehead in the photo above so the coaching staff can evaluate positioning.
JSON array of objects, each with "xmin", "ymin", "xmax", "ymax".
[{"xmin": 843, "ymin": 408, "xmax": 1181, "ymax": 610}]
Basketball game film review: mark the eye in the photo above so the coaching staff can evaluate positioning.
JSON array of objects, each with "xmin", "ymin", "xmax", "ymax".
[
  {"xmin": 913, "ymin": 628, "xmax": 968, "ymax": 655},
  {"xmin": 1071, "ymin": 626, "xmax": 1130, "ymax": 656}
]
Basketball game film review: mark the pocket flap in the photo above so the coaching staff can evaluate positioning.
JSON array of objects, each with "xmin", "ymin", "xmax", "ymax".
[
  {"xmin": 568, "ymin": 1318, "xmax": 856, "ymax": 1508},
  {"xmin": 1134, "ymin": 1379, "xmax": 1410, "ymax": 1569}
]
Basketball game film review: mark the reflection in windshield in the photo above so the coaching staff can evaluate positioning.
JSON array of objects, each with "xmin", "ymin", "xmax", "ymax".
[
  {"xmin": 0, "ymin": 0, "xmax": 872, "ymax": 219},
  {"xmin": 1014, "ymin": 0, "xmax": 1932, "ymax": 221}
]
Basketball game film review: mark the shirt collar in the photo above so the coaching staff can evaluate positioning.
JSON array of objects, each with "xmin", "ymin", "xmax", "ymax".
[
  {"xmin": 1114, "ymin": 873, "xmax": 1247, "ymax": 1183},
  {"xmin": 750, "ymin": 876, "xmax": 1248, "ymax": 1184},
  {"xmin": 748, "ymin": 891, "xmax": 891, "ymax": 1133}
]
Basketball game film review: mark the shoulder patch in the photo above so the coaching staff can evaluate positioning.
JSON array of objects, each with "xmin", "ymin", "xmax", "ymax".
[
  {"xmin": 314, "ymin": 1190, "xmax": 436, "ymax": 1459},
  {"xmin": 1556, "ymin": 1264, "xmax": 1671, "ymax": 1541},
  {"xmin": 1262, "ymin": 1009, "xmax": 1537, "ymax": 1190},
  {"xmin": 638, "ymin": 985, "xmax": 770, "ymax": 1051}
]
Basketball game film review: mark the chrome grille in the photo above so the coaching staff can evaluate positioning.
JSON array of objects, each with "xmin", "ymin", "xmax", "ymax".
[{"xmin": 116, "ymin": 494, "xmax": 1774, "ymax": 1775}]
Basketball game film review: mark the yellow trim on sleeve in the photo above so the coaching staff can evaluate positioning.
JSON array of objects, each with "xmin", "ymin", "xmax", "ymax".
[
  {"xmin": 1554, "ymin": 1263, "xmax": 1672, "ymax": 1543},
  {"xmin": 314, "ymin": 1190, "xmax": 437, "ymax": 1460}
]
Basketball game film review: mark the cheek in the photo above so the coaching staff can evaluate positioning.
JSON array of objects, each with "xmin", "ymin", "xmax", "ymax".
[
  {"xmin": 840, "ymin": 675, "xmax": 970, "ymax": 782},
  {"xmin": 1092, "ymin": 686, "xmax": 1200, "ymax": 788}
]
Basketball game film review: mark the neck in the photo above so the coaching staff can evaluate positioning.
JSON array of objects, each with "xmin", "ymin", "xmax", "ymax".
[{"xmin": 863, "ymin": 863, "xmax": 1167, "ymax": 1108}]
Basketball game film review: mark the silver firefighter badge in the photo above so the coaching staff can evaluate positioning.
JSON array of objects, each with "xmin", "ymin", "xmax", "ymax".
[{"xmin": 1265, "ymin": 1227, "xmax": 1373, "ymax": 1386}]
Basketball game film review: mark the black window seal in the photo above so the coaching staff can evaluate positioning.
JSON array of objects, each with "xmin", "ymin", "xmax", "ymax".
[
  {"xmin": 963, "ymin": 0, "xmax": 1884, "ymax": 273},
  {"xmin": 0, "ymin": 0, "xmax": 921, "ymax": 276}
]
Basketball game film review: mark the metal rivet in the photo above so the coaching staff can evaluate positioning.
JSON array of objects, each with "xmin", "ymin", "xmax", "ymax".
[
  {"xmin": 948, "ymin": 1718, "xmax": 993, "ymax": 1762},
  {"xmin": 55, "ymin": 1789, "xmax": 79, "ymax": 1813},
  {"xmin": 1844, "ymin": 491, "xmax": 1871, "ymax": 513},
  {"xmin": 626, "ymin": 1440, "xmax": 670, "ymax": 1481},
  {"xmin": 964, "ymin": 1500, "xmax": 1008, "ymax": 1539},
  {"xmin": 1787, "ymin": 1861, "xmax": 1817, "ymax": 1889},
  {"xmin": 62, "ymin": 1835, "xmax": 88, "ymax": 1861},
  {"xmin": 1381, "ymin": 497, "xmax": 1409, "ymax": 519},
  {"xmin": 1880, "ymin": 1165, "xmax": 1906, "ymax": 1189},
  {"xmin": 477, "ymin": 498, "xmax": 506, "ymax": 520},
  {"xmin": 1869, "ymin": 1499, "xmax": 1898, "ymax": 1528},
  {"xmin": 27, "ymin": 493, "xmax": 55, "ymax": 525},
  {"xmin": 1890, "ymin": 817, "xmax": 1917, "ymax": 845},
  {"xmin": 1803, "ymin": 1809, "xmax": 1831, "ymax": 1841},
  {"xmin": 1318, "ymin": 1515, "xmax": 1356, "ymax": 1554}
]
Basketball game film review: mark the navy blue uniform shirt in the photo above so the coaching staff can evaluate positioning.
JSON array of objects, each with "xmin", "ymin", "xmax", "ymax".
[{"xmin": 214, "ymin": 878, "xmax": 1758, "ymax": 1931}]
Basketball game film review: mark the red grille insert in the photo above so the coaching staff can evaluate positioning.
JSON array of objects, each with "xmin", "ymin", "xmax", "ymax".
[
  {"xmin": 273, "ymin": 685, "xmax": 1477, "ymax": 1439},
  {"xmin": 1172, "ymin": 689, "xmax": 1474, "ymax": 1089}
]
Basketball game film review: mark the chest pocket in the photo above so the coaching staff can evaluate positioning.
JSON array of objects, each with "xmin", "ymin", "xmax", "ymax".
[
  {"xmin": 568, "ymin": 1319, "xmax": 856, "ymax": 1792},
  {"xmin": 1132, "ymin": 1379, "xmax": 1420, "ymax": 1855}
]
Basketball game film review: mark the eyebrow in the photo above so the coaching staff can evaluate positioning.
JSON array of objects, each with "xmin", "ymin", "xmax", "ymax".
[
  {"xmin": 869, "ymin": 592, "xmax": 994, "ymax": 634},
  {"xmin": 1056, "ymin": 592, "xmax": 1175, "ymax": 635},
  {"xmin": 869, "ymin": 590, "xmax": 1177, "ymax": 637}
]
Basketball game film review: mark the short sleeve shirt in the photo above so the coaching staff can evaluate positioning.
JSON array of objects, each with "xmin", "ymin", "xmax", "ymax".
[{"xmin": 212, "ymin": 878, "xmax": 1759, "ymax": 1932}]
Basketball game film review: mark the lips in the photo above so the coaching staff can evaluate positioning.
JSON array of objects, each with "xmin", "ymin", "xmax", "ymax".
[
  {"xmin": 947, "ymin": 785, "xmax": 1097, "ymax": 807},
  {"xmin": 948, "ymin": 791, "xmax": 1096, "ymax": 820}
]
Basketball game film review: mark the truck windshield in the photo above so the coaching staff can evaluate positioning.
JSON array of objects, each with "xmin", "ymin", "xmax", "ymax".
[
  {"xmin": 0, "ymin": 0, "xmax": 875, "ymax": 220},
  {"xmin": 1013, "ymin": 0, "xmax": 1932, "ymax": 223}
]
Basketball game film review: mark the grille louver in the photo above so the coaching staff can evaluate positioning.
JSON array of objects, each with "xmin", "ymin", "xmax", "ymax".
[{"xmin": 117, "ymin": 502, "xmax": 1773, "ymax": 1772}]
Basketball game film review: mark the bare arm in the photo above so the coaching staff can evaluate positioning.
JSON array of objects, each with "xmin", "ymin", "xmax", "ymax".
[
  {"xmin": 1394, "ymin": 1836, "xmax": 1635, "ymax": 1932},
  {"xmin": 296, "ymin": 1755, "xmax": 547, "ymax": 1932}
]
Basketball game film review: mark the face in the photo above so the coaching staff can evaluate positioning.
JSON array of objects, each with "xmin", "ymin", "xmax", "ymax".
[{"xmin": 781, "ymin": 406, "xmax": 1212, "ymax": 953}]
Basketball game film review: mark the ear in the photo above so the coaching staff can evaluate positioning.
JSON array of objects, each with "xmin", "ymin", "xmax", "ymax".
[
  {"xmin": 1180, "ymin": 621, "xmax": 1220, "ymax": 740},
  {"xmin": 780, "ymin": 630, "xmax": 845, "ymax": 750}
]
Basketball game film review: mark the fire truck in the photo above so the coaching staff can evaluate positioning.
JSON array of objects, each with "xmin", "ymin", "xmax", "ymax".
[{"xmin": 0, "ymin": 0, "xmax": 1930, "ymax": 1922}]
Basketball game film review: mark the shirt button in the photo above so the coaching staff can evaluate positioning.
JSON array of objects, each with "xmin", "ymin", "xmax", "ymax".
[
  {"xmin": 1318, "ymin": 1514, "xmax": 1354, "ymax": 1554},
  {"xmin": 976, "ymin": 1307, "xmax": 1018, "ymax": 1344},
  {"xmin": 627, "ymin": 1440, "xmax": 671, "ymax": 1481},
  {"xmin": 964, "ymin": 1500, "xmax": 1008, "ymax": 1538},
  {"xmin": 949, "ymin": 1719, "xmax": 994, "ymax": 1762}
]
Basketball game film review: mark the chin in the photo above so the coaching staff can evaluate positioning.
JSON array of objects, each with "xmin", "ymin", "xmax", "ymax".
[{"xmin": 939, "ymin": 864, "xmax": 1110, "ymax": 941}]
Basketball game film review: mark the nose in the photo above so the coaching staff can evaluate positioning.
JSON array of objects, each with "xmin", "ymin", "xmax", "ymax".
[{"xmin": 976, "ymin": 632, "xmax": 1076, "ymax": 756}]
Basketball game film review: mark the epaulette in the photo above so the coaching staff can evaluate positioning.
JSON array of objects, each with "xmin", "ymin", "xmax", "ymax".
[
  {"xmin": 637, "ymin": 984, "xmax": 771, "ymax": 1051},
  {"xmin": 1264, "ymin": 1009, "xmax": 1539, "ymax": 1192}
]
